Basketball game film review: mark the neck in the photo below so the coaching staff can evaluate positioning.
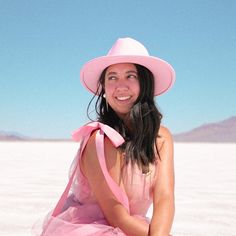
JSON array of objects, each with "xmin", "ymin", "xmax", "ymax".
[{"xmin": 121, "ymin": 115, "xmax": 133, "ymax": 134}]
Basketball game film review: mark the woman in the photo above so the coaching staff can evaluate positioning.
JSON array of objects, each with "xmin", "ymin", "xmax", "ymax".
[{"xmin": 39, "ymin": 37, "xmax": 175, "ymax": 236}]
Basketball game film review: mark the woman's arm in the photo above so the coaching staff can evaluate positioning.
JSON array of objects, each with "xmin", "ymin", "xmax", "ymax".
[
  {"xmin": 81, "ymin": 131, "xmax": 149, "ymax": 236},
  {"xmin": 149, "ymin": 126, "xmax": 175, "ymax": 236}
]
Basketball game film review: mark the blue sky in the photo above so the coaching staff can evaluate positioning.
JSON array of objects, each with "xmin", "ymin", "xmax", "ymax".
[{"xmin": 0, "ymin": 0, "xmax": 236, "ymax": 138}]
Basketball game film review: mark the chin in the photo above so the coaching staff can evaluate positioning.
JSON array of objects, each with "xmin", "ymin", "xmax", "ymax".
[{"xmin": 115, "ymin": 111, "xmax": 130, "ymax": 120}]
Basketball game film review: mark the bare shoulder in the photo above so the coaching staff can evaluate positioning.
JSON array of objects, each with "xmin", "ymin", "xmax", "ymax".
[
  {"xmin": 159, "ymin": 125, "xmax": 173, "ymax": 140},
  {"xmin": 84, "ymin": 130, "xmax": 114, "ymax": 150},
  {"xmin": 81, "ymin": 130, "xmax": 122, "ymax": 183},
  {"xmin": 82, "ymin": 130, "xmax": 117, "ymax": 162},
  {"xmin": 156, "ymin": 125, "xmax": 173, "ymax": 151},
  {"xmin": 80, "ymin": 131, "xmax": 97, "ymax": 171}
]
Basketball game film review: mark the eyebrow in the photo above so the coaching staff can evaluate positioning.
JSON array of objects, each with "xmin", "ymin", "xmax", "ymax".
[
  {"xmin": 106, "ymin": 70, "xmax": 138, "ymax": 76},
  {"xmin": 126, "ymin": 70, "xmax": 138, "ymax": 74}
]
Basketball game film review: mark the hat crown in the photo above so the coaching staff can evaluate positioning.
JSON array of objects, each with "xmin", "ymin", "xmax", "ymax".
[{"xmin": 107, "ymin": 38, "xmax": 149, "ymax": 56}]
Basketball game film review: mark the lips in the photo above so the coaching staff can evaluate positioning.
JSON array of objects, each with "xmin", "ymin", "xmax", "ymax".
[{"xmin": 116, "ymin": 96, "xmax": 131, "ymax": 101}]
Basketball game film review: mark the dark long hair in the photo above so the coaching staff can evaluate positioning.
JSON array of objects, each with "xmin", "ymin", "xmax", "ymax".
[{"xmin": 87, "ymin": 64, "xmax": 162, "ymax": 167}]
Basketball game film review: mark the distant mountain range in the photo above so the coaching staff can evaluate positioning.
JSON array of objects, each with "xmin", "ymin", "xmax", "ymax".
[
  {"xmin": 1, "ymin": 116, "xmax": 236, "ymax": 142},
  {"xmin": 0, "ymin": 131, "xmax": 68, "ymax": 142},
  {"xmin": 173, "ymin": 116, "xmax": 236, "ymax": 142},
  {"xmin": 0, "ymin": 131, "xmax": 28, "ymax": 141}
]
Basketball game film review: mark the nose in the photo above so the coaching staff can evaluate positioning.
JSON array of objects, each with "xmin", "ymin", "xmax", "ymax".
[{"xmin": 115, "ymin": 79, "xmax": 129, "ymax": 92}]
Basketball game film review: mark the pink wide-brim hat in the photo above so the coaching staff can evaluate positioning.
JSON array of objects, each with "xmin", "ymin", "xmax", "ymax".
[{"xmin": 80, "ymin": 37, "xmax": 175, "ymax": 96}]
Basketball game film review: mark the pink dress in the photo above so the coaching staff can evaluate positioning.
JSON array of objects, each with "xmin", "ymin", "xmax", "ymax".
[{"xmin": 36, "ymin": 122, "xmax": 157, "ymax": 236}]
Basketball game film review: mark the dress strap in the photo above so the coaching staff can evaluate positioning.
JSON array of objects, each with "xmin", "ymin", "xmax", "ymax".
[
  {"xmin": 95, "ymin": 129, "xmax": 130, "ymax": 211},
  {"xmin": 51, "ymin": 122, "xmax": 129, "ymax": 217}
]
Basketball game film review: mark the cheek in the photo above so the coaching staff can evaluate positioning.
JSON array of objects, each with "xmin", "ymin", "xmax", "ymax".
[
  {"xmin": 104, "ymin": 85, "xmax": 114, "ymax": 99},
  {"xmin": 133, "ymin": 81, "xmax": 140, "ymax": 96}
]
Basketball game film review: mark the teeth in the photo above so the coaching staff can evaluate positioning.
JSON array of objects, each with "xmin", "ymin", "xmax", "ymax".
[{"xmin": 117, "ymin": 96, "xmax": 131, "ymax": 101}]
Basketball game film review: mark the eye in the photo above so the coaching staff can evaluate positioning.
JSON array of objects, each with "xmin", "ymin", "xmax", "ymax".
[
  {"xmin": 107, "ymin": 76, "xmax": 117, "ymax": 81},
  {"xmin": 127, "ymin": 74, "xmax": 137, "ymax": 79}
]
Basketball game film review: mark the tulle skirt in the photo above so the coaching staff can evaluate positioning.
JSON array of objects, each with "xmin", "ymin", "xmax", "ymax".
[
  {"xmin": 40, "ymin": 217, "xmax": 126, "ymax": 236},
  {"xmin": 33, "ymin": 202, "xmax": 128, "ymax": 236}
]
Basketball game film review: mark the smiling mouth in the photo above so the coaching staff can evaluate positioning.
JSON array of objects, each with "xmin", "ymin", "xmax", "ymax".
[{"xmin": 116, "ymin": 96, "xmax": 131, "ymax": 101}]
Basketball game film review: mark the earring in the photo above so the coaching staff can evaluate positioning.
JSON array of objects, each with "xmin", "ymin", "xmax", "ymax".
[{"xmin": 103, "ymin": 94, "xmax": 109, "ymax": 111}]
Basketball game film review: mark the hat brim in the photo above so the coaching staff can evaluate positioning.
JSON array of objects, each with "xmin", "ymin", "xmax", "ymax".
[{"xmin": 80, "ymin": 55, "xmax": 175, "ymax": 96}]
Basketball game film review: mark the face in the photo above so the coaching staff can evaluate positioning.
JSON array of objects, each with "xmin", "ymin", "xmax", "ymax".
[{"xmin": 104, "ymin": 63, "xmax": 140, "ymax": 119}]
